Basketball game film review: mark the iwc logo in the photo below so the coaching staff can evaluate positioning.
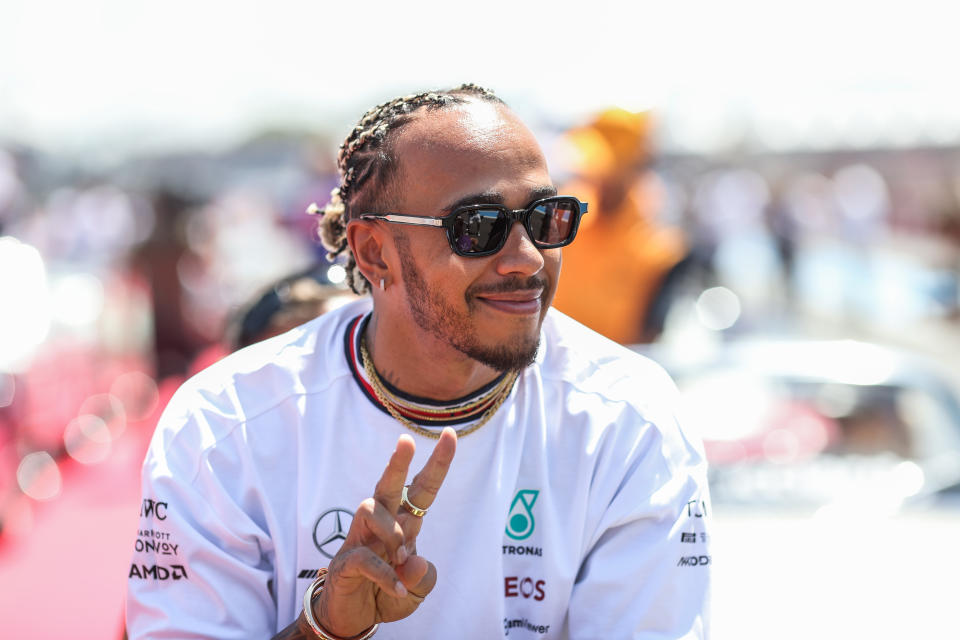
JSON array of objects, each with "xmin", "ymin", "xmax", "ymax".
[
  {"xmin": 505, "ymin": 490, "xmax": 539, "ymax": 540},
  {"xmin": 313, "ymin": 508, "xmax": 354, "ymax": 558}
]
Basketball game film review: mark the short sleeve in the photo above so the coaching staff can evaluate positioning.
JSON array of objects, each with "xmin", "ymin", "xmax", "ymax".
[
  {"xmin": 564, "ymin": 418, "xmax": 712, "ymax": 639},
  {"xmin": 125, "ymin": 407, "xmax": 277, "ymax": 639}
]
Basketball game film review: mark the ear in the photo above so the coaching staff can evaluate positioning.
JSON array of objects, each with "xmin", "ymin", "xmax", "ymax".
[{"xmin": 347, "ymin": 219, "xmax": 393, "ymax": 286}]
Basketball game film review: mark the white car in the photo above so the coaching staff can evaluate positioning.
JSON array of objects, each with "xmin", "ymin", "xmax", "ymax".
[{"xmin": 638, "ymin": 338, "xmax": 960, "ymax": 510}]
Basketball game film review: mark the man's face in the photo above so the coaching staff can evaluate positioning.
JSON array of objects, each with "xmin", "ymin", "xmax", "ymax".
[{"xmin": 385, "ymin": 100, "xmax": 560, "ymax": 372}]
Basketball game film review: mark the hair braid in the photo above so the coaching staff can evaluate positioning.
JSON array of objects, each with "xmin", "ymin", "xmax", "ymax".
[{"xmin": 310, "ymin": 83, "xmax": 505, "ymax": 294}]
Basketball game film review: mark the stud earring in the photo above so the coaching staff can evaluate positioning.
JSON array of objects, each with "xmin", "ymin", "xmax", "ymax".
[{"xmin": 379, "ymin": 278, "xmax": 385, "ymax": 291}]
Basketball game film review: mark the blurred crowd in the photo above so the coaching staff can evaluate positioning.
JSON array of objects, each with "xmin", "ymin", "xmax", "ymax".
[
  {"xmin": 0, "ymin": 136, "xmax": 355, "ymax": 536},
  {"xmin": 551, "ymin": 111, "xmax": 960, "ymax": 349},
  {"xmin": 2, "ymin": 111, "xmax": 960, "ymax": 534}
]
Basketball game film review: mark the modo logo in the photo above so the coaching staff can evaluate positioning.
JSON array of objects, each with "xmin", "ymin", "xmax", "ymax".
[{"xmin": 505, "ymin": 490, "xmax": 539, "ymax": 540}]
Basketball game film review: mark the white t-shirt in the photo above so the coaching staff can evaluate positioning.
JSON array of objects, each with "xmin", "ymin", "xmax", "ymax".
[{"xmin": 126, "ymin": 299, "xmax": 711, "ymax": 639}]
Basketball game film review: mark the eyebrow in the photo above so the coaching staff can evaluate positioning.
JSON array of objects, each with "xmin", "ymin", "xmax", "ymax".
[{"xmin": 441, "ymin": 184, "xmax": 558, "ymax": 215}]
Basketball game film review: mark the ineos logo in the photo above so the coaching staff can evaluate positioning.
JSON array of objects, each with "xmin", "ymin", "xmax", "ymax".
[
  {"xmin": 313, "ymin": 508, "xmax": 354, "ymax": 559},
  {"xmin": 504, "ymin": 576, "xmax": 545, "ymax": 601}
]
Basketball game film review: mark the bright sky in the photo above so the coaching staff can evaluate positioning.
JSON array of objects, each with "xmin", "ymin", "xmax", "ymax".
[{"xmin": 1, "ymin": 0, "xmax": 958, "ymax": 155}]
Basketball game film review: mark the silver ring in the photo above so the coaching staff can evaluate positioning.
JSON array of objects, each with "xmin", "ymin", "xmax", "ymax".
[{"xmin": 400, "ymin": 485, "xmax": 428, "ymax": 517}]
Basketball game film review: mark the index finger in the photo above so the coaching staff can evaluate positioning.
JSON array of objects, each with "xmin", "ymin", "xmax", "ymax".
[
  {"xmin": 372, "ymin": 434, "xmax": 417, "ymax": 514},
  {"xmin": 403, "ymin": 427, "xmax": 457, "ymax": 514}
]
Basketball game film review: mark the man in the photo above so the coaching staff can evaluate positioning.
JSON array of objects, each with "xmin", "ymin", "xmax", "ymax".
[
  {"xmin": 126, "ymin": 84, "xmax": 711, "ymax": 639},
  {"xmin": 552, "ymin": 108, "xmax": 689, "ymax": 345}
]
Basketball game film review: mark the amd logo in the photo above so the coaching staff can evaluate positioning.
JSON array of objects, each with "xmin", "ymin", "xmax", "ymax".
[
  {"xmin": 504, "ymin": 576, "xmax": 545, "ymax": 601},
  {"xmin": 129, "ymin": 563, "xmax": 189, "ymax": 580}
]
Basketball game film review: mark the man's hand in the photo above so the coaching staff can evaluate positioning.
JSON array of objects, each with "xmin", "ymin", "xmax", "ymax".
[{"xmin": 314, "ymin": 427, "xmax": 457, "ymax": 636}]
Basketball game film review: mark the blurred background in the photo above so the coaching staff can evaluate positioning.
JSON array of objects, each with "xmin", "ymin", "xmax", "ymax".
[{"xmin": 2, "ymin": 0, "xmax": 959, "ymax": 638}]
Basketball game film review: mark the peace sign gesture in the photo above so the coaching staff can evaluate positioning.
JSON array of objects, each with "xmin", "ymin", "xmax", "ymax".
[{"xmin": 308, "ymin": 428, "xmax": 457, "ymax": 637}]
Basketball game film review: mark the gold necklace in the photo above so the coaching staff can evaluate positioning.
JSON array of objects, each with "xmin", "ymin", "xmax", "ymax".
[
  {"xmin": 360, "ymin": 337, "xmax": 517, "ymax": 439},
  {"xmin": 368, "ymin": 364, "xmax": 516, "ymax": 421}
]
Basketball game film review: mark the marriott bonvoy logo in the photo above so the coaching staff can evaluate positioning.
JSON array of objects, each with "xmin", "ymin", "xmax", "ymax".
[{"xmin": 505, "ymin": 490, "xmax": 539, "ymax": 540}]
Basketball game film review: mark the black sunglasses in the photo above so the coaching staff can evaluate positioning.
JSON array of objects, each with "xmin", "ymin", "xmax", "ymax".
[{"xmin": 359, "ymin": 195, "xmax": 589, "ymax": 257}]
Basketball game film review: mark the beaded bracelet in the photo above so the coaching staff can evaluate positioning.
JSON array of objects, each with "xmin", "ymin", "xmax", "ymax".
[{"xmin": 302, "ymin": 568, "xmax": 379, "ymax": 640}]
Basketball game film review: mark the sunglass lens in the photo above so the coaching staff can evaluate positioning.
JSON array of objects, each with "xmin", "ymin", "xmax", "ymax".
[
  {"xmin": 451, "ymin": 208, "xmax": 508, "ymax": 254},
  {"xmin": 529, "ymin": 199, "xmax": 578, "ymax": 246}
]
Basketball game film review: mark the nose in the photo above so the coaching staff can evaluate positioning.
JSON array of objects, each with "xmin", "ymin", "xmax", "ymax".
[{"xmin": 494, "ymin": 220, "xmax": 544, "ymax": 277}]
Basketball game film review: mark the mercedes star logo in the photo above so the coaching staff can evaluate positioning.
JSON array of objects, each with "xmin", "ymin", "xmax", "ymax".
[{"xmin": 313, "ymin": 508, "xmax": 354, "ymax": 558}]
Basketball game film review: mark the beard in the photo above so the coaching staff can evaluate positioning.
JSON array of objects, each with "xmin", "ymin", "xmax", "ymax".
[{"xmin": 395, "ymin": 236, "xmax": 545, "ymax": 373}]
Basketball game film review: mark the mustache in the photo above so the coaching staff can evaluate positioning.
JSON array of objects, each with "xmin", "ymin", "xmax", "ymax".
[{"xmin": 467, "ymin": 276, "xmax": 548, "ymax": 297}]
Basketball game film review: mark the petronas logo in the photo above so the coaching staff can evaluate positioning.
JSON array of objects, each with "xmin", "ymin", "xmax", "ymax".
[{"xmin": 505, "ymin": 490, "xmax": 539, "ymax": 540}]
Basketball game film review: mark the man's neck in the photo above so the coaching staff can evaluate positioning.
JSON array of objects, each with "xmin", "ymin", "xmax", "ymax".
[{"xmin": 363, "ymin": 311, "xmax": 502, "ymax": 402}]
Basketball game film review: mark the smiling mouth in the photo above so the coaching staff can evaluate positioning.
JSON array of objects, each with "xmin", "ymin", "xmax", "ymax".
[{"xmin": 474, "ymin": 290, "xmax": 543, "ymax": 315}]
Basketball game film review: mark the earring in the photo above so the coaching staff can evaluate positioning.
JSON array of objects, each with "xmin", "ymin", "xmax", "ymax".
[{"xmin": 379, "ymin": 278, "xmax": 385, "ymax": 291}]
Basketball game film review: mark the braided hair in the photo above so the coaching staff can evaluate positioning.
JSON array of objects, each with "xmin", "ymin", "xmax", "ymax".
[{"xmin": 310, "ymin": 83, "xmax": 505, "ymax": 294}]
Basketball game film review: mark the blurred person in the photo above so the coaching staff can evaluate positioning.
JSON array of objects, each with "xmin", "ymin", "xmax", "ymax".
[
  {"xmin": 126, "ymin": 85, "xmax": 711, "ymax": 639},
  {"xmin": 0, "ymin": 149, "xmax": 26, "ymax": 235},
  {"xmin": 228, "ymin": 266, "xmax": 357, "ymax": 350},
  {"xmin": 287, "ymin": 136, "xmax": 344, "ymax": 261},
  {"xmin": 552, "ymin": 109, "xmax": 689, "ymax": 344},
  {"xmin": 939, "ymin": 184, "xmax": 960, "ymax": 319},
  {"xmin": 183, "ymin": 266, "xmax": 356, "ymax": 377},
  {"xmin": 130, "ymin": 189, "xmax": 209, "ymax": 378},
  {"xmin": 692, "ymin": 168, "xmax": 783, "ymax": 327},
  {"xmin": 186, "ymin": 188, "xmax": 316, "ymax": 327}
]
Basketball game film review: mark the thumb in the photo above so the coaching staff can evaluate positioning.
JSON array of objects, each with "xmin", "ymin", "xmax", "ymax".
[{"xmin": 396, "ymin": 555, "xmax": 436, "ymax": 596}]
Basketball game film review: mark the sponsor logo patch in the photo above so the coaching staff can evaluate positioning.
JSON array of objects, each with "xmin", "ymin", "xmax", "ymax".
[
  {"xmin": 137, "ymin": 528, "xmax": 172, "ymax": 540},
  {"xmin": 313, "ymin": 508, "xmax": 354, "ymax": 559},
  {"xmin": 134, "ymin": 539, "xmax": 179, "ymax": 556},
  {"xmin": 502, "ymin": 544, "xmax": 543, "ymax": 557},
  {"xmin": 129, "ymin": 563, "xmax": 189, "ymax": 580},
  {"xmin": 503, "ymin": 617, "xmax": 551, "ymax": 635},
  {"xmin": 504, "ymin": 576, "xmax": 545, "ymax": 601},
  {"xmin": 140, "ymin": 498, "xmax": 168, "ymax": 521},
  {"xmin": 677, "ymin": 555, "xmax": 711, "ymax": 567},
  {"xmin": 686, "ymin": 499, "xmax": 708, "ymax": 518},
  {"xmin": 505, "ymin": 490, "xmax": 539, "ymax": 540}
]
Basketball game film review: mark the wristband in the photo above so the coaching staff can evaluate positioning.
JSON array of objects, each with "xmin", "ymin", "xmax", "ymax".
[{"xmin": 302, "ymin": 568, "xmax": 380, "ymax": 640}]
